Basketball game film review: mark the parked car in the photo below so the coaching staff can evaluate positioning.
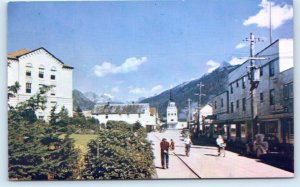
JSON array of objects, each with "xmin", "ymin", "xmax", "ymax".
[
  {"xmin": 263, "ymin": 134, "xmax": 284, "ymax": 155},
  {"xmin": 246, "ymin": 134, "xmax": 284, "ymax": 158}
]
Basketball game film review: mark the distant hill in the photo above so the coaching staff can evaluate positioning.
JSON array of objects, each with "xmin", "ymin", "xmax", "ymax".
[
  {"xmin": 73, "ymin": 89, "xmax": 95, "ymax": 111},
  {"xmin": 140, "ymin": 63, "xmax": 238, "ymax": 120}
]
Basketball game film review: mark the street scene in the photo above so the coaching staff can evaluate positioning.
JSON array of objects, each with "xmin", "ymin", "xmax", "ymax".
[
  {"xmin": 7, "ymin": 0, "xmax": 293, "ymax": 180},
  {"xmin": 148, "ymin": 130, "xmax": 293, "ymax": 179}
]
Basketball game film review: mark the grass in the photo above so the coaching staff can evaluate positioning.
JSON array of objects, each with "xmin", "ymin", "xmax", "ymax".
[{"xmin": 69, "ymin": 134, "xmax": 98, "ymax": 153}]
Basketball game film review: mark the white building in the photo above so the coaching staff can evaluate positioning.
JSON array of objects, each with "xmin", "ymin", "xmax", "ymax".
[
  {"xmin": 193, "ymin": 104, "xmax": 213, "ymax": 132},
  {"xmin": 166, "ymin": 100, "xmax": 178, "ymax": 129},
  {"xmin": 8, "ymin": 47, "xmax": 74, "ymax": 120},
  {"xmin": 91, "ymin": 103, "xmax": 157, "ymax": 130}
]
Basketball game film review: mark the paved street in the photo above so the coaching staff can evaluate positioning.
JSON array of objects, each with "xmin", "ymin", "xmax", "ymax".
[{"xmin": 147, "ymin": 129, "xmax": 294, "ymax": 179}]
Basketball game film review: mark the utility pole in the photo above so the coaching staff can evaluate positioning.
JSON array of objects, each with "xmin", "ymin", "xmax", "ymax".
[
  {"xmin": 269, "ymin": 2, "xmax": 272, "ymax": 44},
  {"xmin": 244, "ymin": 33, "xmax": 264, "ymax": 138},
  {"xmin": 195, "ymin": 82, "xmax": 204, "ymax": 135},
  {"xmin": 187, "ymin": 98, "xmax": 191, "ymax": 129}
]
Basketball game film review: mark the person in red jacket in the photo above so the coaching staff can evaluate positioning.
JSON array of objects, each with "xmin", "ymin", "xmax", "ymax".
[{"xmin": 160, "ymin": 138, "xmax": 170, "ymax": 169}]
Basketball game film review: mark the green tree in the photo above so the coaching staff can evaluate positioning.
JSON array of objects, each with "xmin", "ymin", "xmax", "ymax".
[
  {"xmin": 82, "ymin": 121, "xmax": 154, "ymax": 179},
  {"xmin": 8, "ymin": 81, "xmax": 21, "ymax": 99},
  {"xmin": 8, "ymin": 87, "xmax": 79, "ymax": 180}
]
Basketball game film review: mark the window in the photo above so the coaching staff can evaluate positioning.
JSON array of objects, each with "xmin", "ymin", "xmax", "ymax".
[
  {"xmin": 230, "ymin": 84, "xmax": 233, "ymax": 94},
  {"xmin": 260, "ymin": 93, "xmax": 264, "ymax": 103},
  {"xmin": 236, "ymin": 81, "xmax": 239, "ymax": 88},
  {"xmin": 241, "ymin": 124, "xmax": 247, "ymax": 138},
  {"xmin": 269, "ymin": 60, "xmax": 275, "ymax": 77},
  {"xmin": 51, "ymin": 67, "xmax": 56, "ymax": 80},
  {"xmin": 270, "ymin": 89, "xmax": 275, "ymax": 105},
  {"xmin": 221, "ymin": 98, "xmax": 224, "ymax": 108},
  {"xmin": 230, "ymin": 124, "xmax": 236, "ymax": 137},
  {"xmin": 26, "ymin": 83, "xmax": 31, "ymax": 93},
  {"xmin": 26, "ymin": 63, "xmax": 32, "ymax": 77},
  {"xmin": 236, "ymin": 100, "xmax": 239, "ymax": 109},
  {"xmin": 242, "ymin": 98, "xmax": 246, "ymax": 111},
  {"xmin": 288, "ymin": 82, "xmax": 293, "ymax": 99},
  {"xmin": 260, "ymin": 67, "xmax": 264, "ymax": 76},
  {"xmin": 283, "ymin": 82, "xmax": 293, "ymax": 99},
  {"xmin": 39, "ymin": 71, "xmax": 44, "ymax": 78},
  {"xmin": 39, "ymin": 116, "xmax": 44, "ymax": 119},
  {"xmin": 214, "ymin": 101, "xmax": 217, "ymax": 109},
  {"xmin": 39, "ymin": 65, "xmax": 45, "ymax": 79},
  {"xmin": 231, "ymin": 102, "xmax": 234, "ymax": 113},
  {"xmin": 50, "ymin": 86, "xmax": 56, "ymax": 96},
  {"xmin": 26, "ymin": 70, "xmax": 31, "ymax": 77},
  {"xmin": 105, "ymin": 114, "xmax": 108, "ymax": 119},
  {"xmin": 242, "ymin": 77, "xmax": 246, "ymax": 89},
  {"xmin": 138, "ymin": 113, "xmax": 141, "ymax": 118}
]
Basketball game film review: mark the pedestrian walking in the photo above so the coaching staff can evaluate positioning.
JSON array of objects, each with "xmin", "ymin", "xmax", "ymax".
[
  {"xmin": 160, "ymin": 138, "xmax": 170, "ymax": 169},
  {"xmin": 184, "ymin": 136, "xmax": 192, "ymax": 157},
  {"xmin": 216, "ymin": 135, "xmax": 226, "ymax": 157},
  {"xmin": 170, "ymin": 139, "xmax": 175, "ymax": 151}
]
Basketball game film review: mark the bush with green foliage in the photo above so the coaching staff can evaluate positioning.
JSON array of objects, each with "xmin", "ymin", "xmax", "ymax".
[
  {"xmin": 70, "ymin": 106, "xmax": 99, "ymax": 134},
  {"xmin": 82, "ymin": 121, "xmax": 155, "ymax": 179},
  {"xmin": 8, "ymin": 86, "xmax": 80, "ymax": 180}
]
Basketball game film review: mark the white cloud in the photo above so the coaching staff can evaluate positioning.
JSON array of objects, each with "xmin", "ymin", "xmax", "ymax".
[
  {"xmin": 243, "ymin": 0, "xmax": 293, "ymax": 30},
  {"xmin": 103, "ymin": 93, "xmax": 114, "ymax": 100},
  {"xmin": 235, "ymin": 43, "xmax": 247, "ymax": 49},
  {"xmin": 151, "ymin": 85, "xmax": 163, "ymax": 93},
  {"xmin": 94, "ymin": 57, "xmax": 147, "ymax": 77},
  {"xmin": 129, "ymin": 84, "xmax": 163, "ymax": 96},
  {"xmin": 229, "ymin": 56, "xmax": 246, "ymax": 65},
  {"xmin": 206, "ymin": 60, "xmax": 220, "ymax": 73},
  {"xmin": 129, "ymin": 87, "xmax": 146, "ymax": 95},
  {"xmin": 111, "ymin": 86, "xmax": 120, "ymax": 93}
]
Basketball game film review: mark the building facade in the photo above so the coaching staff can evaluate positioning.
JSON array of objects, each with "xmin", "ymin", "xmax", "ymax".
[
  {"xmin": 91, "ymin": 103, "xmax": 158, "ymax": 129},
  {"xmin": 166, "ymin": 101, "xmax": 178, "ymax": 128},
  {"xmin": 210, "ymin": 39, "xmax": 293, "ymax": 148},
  {"xmin": 8, "ymin": 47, "xmax": 74, "ymax": 120}
]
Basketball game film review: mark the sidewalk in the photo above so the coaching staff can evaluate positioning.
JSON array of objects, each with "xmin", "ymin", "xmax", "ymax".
[{"xmin": 148, "ymin": 130, "xmax": 294, "ymax": 179}]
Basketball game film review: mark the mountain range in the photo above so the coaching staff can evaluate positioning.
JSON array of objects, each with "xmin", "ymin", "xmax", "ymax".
[
  {"xmin": 140, "ymin": 63, "xmax": 238, "ymax": 120},
  {"xmin": 72, "ymin": 62, "xmax": 238, "ymax": 117},
  {"xmin": 73, "ymin": 90, "xmax": 122, "ymax": 111}
]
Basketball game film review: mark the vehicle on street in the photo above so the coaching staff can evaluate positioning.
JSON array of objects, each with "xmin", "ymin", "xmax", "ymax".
[{"xmin": 246, "ymin": 134, "xmax": 284, "ymax": 158}]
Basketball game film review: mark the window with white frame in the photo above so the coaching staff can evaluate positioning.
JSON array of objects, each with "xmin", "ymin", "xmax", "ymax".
[
  {"xmin": 39, "ymin": 65, "xmax": 45, "ymax": 79},
  {"xmin": 26, "ymin": 63, "xmax": 32, "ymax": 77},
  {"xmin": 26, "ymin": 83, "xmax": 32, "ymax": 93},
  {"xmin": 50, "ymin": 66, "xmax": 56, "ymax": 80}
]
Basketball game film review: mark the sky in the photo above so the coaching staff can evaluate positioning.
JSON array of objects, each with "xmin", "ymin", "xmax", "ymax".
[{"xmin": 7, "ymin": 0, "xmax": 293, "ymax": 102}]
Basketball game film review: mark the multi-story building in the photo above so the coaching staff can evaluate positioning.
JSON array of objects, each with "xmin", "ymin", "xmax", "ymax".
[
  {"xmin": 91, "ymin": 103, "xmax": 158, "ymax": 130},
  {"xmin": 8, "ymin": 47, "xmax": 74, "ymax": 120},
  {"xmin": 211, "ymin": 39, "xmax": 293, "ymax": 147},
  {"xmin": 166, "ymin": 100, "xmax": 178, "ymax": 128}
]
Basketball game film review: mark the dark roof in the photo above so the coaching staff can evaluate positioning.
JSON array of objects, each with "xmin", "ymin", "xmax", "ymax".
[
  {"xmin": 92, "ymin": 104, "xmax": 149, "ymax": 115},
  {"xmin": 7, "ymin": 47, "xmax": 74, "ymax": 69},
  {"xmin": 63, "ymin": 64, "xmax": 74, "ymax": 69}
]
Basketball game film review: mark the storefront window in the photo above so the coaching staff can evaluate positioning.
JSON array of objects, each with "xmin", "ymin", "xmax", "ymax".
[
  {"xmin": 230, "ymin": 124, "xmax": 236, "ymax": 138},
  {"xmin": 264, "ymin": 121, "xmax": 278, "ymax": 134},
  {"xmin": 241, "ymin": 124, "xmax": 246, "ymax": 138}
]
